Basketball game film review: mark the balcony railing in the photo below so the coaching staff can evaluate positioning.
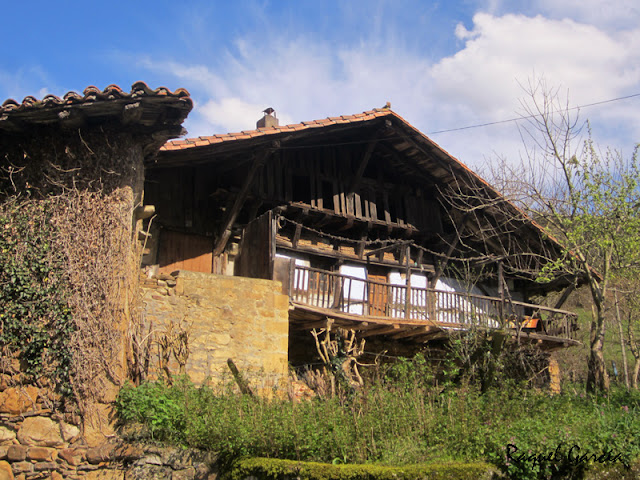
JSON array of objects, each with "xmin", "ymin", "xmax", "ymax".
[{"xmin": 288, "ymin": 265, "xmax": 578, "ymax": 341}]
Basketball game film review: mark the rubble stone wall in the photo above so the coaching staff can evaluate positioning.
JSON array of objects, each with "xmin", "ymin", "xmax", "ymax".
[
  {"xmin": 0, "ymin": 385, "xmax": 217, "ymax": 479},
  {"xmin": 0, "ymin": 433, "xmax": 218, "ymax": 480}
]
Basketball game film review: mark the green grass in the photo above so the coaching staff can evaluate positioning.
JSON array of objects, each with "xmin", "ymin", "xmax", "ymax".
[{"xmin": 115, "ymin": 375, "xmax": 640, "ymax": 479}]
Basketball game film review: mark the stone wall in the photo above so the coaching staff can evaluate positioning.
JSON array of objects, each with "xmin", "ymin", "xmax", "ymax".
[
  {"xmin": 0, "ymin": 386, "xmax": 217, "ymax": 479},
  {"xmin": 0, "ymin": 436, "xmax": 218, "ymax": 480},
  {"xmin": 141, "ymin": 270, "xmax": 290, "ymax": 391},
  {"xmin": 0, "ymin": 386, "xmax": 81, "ymax": 479}
]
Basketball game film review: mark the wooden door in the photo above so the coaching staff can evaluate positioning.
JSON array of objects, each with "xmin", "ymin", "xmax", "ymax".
[
  {"xmin": 368, "ymin": 273, "xmax": 388, "ymax": 317},
  {"xmin": 158, "ymin": 230, "xmax": 213, "ymax": 274}
]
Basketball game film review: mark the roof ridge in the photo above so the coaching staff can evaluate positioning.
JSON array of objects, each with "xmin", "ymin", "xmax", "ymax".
[
  {"xmin": 162, "ymin": 108, "xmax": 394, "ymax": 151},
  {"xmin": 0, "ymin": 81, "xmax": 192, "ymax": 113}
]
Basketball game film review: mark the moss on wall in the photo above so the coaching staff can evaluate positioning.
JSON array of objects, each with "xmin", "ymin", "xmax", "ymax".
[{"xmin": 228, "ymin": 457, "xmax": 501, "ymax": 480}]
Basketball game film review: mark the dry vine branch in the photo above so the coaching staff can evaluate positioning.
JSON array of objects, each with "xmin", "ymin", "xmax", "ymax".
[{"xmin": 310, "ymin": 324, "xmax": 375, "ymax": 394}]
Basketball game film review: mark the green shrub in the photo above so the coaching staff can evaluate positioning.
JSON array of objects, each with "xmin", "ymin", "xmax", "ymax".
[
  {"xmin": 115, "ymin": 380, "xmax": 187, "ymax": 441},
  {"xmin": 116, "ymin": 370, "xmax": 640, "ymax": 479},
  {"xmin": 228, "ymin": 457, "xmax": 499, "ymax": 480}
]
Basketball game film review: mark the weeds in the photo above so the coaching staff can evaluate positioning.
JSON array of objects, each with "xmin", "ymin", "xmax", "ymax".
[{"xmin": 116, "ymin": 362, "xmax": 640, "ymax": 478}]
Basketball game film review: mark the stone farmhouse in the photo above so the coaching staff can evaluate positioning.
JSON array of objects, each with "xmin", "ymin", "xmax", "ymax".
[{"xmin": 141, "ymin": 105, "xmax": 582, "ymax": 389}]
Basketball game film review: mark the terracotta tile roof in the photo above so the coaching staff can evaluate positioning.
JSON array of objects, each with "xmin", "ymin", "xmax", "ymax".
[
  {"xmin": 0, "ymin": 81, "xmax": 192, "ymax": 114},
  {"xmin": 161, "ymin": 108, "xmax": 393, "ymax": 152},
  {"xmin": 1, "ymin": 82, "xmax": 193, "ymax": 157},
  {"xmin": 159, "ymin": 105, "xmax": 492, "ymax": 203}
]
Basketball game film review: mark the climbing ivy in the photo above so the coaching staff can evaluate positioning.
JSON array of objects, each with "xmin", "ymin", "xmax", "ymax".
[{"xmin": 0, "ymin": 200, "xmax": 75, "ymax": 397}]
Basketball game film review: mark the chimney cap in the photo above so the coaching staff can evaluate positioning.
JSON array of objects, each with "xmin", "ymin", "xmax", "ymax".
[{"xmin": 257, "ymin": 107, "xmax": 279, "ymax": 129}]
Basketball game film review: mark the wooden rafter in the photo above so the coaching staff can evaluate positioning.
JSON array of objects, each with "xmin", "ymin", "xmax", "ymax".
[{"xmin": 213, "ymin": 148, "xmax": 273, "ymax": 256}]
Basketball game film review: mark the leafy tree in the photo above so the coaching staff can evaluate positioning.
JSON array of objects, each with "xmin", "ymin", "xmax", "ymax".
[{"xmin": 491, "ymin": 78, "xmax": 640, "ymax": 392}]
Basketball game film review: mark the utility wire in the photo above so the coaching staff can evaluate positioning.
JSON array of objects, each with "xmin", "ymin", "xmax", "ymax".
[
  {"xmin": 427, "ymin": 92, "xmax": 640, "ymax": 135},
  {"xmin": 275, "ymin": 92, "xmax": 640, "ymax": 150}
]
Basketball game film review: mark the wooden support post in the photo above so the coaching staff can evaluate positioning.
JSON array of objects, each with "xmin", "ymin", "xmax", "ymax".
[
  {"xmin": 356, "ymin": 230, "xmax": 367, "ymax": 259},
  {"xmin": 498, "ymin": 261, "xmax": 505, "ymax": 324},
  {"xmin": 432, "ymin": 239, "xmax": 458, "ymax": 287},
  {"xmin": 288, "ymin": 259, "xmax": 296, "ymax": 294},
  {"xmin": 405, "ymin": 245, "xmax": 412, "ymax": 319},
  {"xmin": 213, "ymin": 149, "xmax": 272, "ymax": 256},
  {"xmin": 292, "ymin": 222, "xmax": 302, "ymax": 249}
]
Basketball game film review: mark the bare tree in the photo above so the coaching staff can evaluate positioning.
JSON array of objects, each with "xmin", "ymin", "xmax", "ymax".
[{"xmin": 478, "ymin": 77, "xmax": 640, "ymax": 393}]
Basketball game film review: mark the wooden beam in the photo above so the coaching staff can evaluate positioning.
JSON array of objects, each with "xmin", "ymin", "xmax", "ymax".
[
  {"xmin": 347, "ymin": 137, "xmax": 378, "ymax": 201},
  {"xmin": 553, "ymin": 281, "xmax": 576, "ymax": 310},
  {"xmin": 360, "ymin": 324, "xmax": 401, "ymax": 337},
  {"xmin": 213, "ymin": 149, "xmax": 272, "ymax": 256},
  {"xmin": 390, "ymin": 325, "xmax": 436, "ymax": 340},
  {"xmin": 292, "ymin": 320, "xmax": 332, "ymax": 330},
  {"xmin": 365, "ymin": 240, "xmax": 414, "ymax": 257}
]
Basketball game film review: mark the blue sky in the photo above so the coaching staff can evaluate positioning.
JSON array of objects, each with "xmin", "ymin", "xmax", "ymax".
[{"xmin": 2, "ymin": 0, "xmax": 639, "ymax": 170}]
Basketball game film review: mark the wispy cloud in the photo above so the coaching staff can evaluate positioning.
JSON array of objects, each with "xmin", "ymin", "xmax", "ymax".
[
  {"xmin": 140, "ymin": 2, "xmax": 640, "ymax": 166},
  {"xmin": 0, "ymin": 66, "xmax": 59, "ymax": 103}
]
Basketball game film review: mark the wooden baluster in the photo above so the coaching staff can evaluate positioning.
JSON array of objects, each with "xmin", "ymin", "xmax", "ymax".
[{"xmin": 295, "ymin": 267, "xmax": 301, "ymax": 301}]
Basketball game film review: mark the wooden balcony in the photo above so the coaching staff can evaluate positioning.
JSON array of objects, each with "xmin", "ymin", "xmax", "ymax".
[{"xmin": 285, "ymin": 265, "xmax": 579, "ymax": 346}]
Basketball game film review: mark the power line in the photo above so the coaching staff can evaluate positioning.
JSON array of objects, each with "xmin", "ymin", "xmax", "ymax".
[
  {"xmin": 427, "ymin": 92, "xmax": 640, "ymax": 135},
  {"xmin": 275, "ymin": 92, "xmax": 640, "ymax": 150}
]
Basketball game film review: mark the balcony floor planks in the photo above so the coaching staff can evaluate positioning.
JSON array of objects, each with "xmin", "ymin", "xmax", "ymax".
[{"xmin": 289, "ymin": 302, "xmax": 580, "ymax": 348}]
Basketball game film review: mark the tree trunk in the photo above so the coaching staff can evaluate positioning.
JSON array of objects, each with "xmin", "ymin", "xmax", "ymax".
[
  {"xmin": 614, "ymin": 291, "xmax": 630, "ymax": 388},
  {"xmin": 586, "ymin": 303, "xmax": 610, "ymax": 393},
  {"xmin": 632, "ymin": 358, "xmax": 640, "ymax": 389}
]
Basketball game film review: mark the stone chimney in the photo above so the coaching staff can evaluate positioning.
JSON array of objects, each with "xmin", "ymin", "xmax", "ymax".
[{"xmin": 257, "ymin": 107, "xmax": 279, "ymax": 129}]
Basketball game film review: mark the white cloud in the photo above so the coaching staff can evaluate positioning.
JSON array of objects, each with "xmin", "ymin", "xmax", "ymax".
[
  {"xmin": 429, "ymin": 12, "xmax": 640, "ymax": 162},
  {"xmin": 432, "ymin": 13, "xmax": 636, "ymax": 113},
  {"xmin": 0, "ymin": 66, "xmax": 57, "ymax": 103},
  {"xmin": 143, "ymin": 8, "xmax": 640, "ymax": 169},
  {"xmin": 533, "ymin": 0, "xmax": 640, "ymax": 31},
  {"xmin": 144, "ymin": 37, "xmax": 434, "ymax": 137},
  {"xmin": 198, "ymin": 97, "xmax": 274, "ymax": 134}
]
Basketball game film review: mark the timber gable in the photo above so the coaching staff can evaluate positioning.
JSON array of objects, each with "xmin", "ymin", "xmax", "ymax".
[{"xmin": 142, "ymin": 107, "xmax": 582, "ymax": 367}]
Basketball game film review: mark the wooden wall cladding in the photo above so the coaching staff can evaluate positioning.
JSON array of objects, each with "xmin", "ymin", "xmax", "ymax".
[
  {"xmin": 157, "ymin": 229, "xmax": 213, "ymax": 274},
  {"xmin": 255, "ymin": 146, "xmax": 443, "ymax": 233},
  {"xmin": 235, "ymin": 211, "xmax": 275, "ymax": 280}
]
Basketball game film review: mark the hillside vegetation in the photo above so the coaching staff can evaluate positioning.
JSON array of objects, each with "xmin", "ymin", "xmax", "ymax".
[{"xmin": 116, "ymin": 356, "xmax": 640, "ymax": 480}]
